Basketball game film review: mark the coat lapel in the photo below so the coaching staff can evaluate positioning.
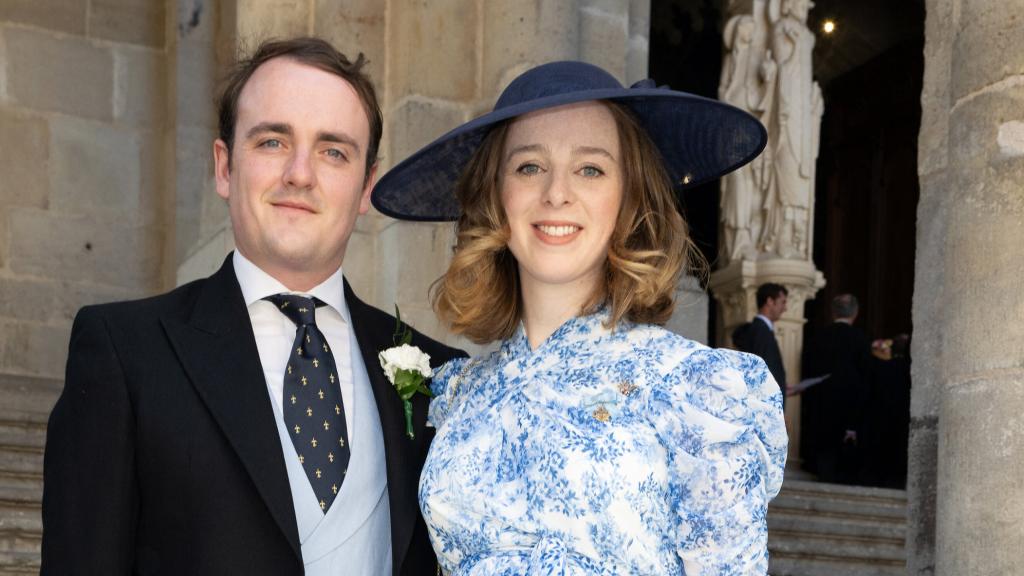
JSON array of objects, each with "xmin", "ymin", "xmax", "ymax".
[
  {"xmin": 161, "ymin": 257, "xmax": 301, "ymax": 561},
  {"xmin": 343, "ymin": 281, "xmax": 421, "ymax": 576}
]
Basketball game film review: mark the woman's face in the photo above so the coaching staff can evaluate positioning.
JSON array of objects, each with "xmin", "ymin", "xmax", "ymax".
[{"xmin": 499, "ymin": 101, "xmax": 624, "ymax": 298}]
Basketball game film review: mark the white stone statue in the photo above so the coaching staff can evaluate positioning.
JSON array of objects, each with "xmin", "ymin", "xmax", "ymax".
[
  {"xmin": 718, "ymin": 3, "xmax": 776, "ymax": 262},
  {"xmin": 761, "ymin": 0, "xmax": 823, "ymax": 259}
]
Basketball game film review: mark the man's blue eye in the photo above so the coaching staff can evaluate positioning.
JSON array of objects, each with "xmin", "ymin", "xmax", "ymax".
[
  {"xmin": 260, "ymin": 139, "xmax": 282, "ymax": 148},
  {"xmin": 326, "ymin": 149, "xmax": 346, "ymax": 160}
]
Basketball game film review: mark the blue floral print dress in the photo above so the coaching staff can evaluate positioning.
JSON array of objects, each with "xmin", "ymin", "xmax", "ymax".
[{"xmin": 419, "ymin": 310, "xmax": 788, "ymax": 575}]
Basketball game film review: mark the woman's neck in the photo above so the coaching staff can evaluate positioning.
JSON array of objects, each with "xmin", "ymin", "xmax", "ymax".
[{"xmin": 519, "ymin": 274, "xmax": 599, "ymax": 350}]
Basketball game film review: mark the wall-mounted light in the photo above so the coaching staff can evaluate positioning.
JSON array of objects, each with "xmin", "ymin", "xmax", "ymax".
[{"xmin": 822, "ymin": 19, "xmax": 836, "ymax": 34}]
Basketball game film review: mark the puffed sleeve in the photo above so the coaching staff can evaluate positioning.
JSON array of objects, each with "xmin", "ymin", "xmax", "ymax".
[
  {"xmin": 645, "ymin": 347, "xmax": 787, "ymax": 575},
  {"xmin": 427, "ymin": 356, "xmax": 471, "ymax": 429}
]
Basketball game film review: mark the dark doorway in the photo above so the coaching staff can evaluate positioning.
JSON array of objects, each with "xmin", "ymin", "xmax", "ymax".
[
  {"xmin": 650, "ymin": 0, "xmax": 924, "ymax": 342},
  {"xmin": 806, "ymin": 2, "xmax": 925, "ymax": 342}
]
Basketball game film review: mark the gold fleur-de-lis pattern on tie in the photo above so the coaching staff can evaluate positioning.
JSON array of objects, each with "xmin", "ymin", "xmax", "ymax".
[{"xmin": 265, "ymin": 294, "xmax": 350, "ymax": 513}]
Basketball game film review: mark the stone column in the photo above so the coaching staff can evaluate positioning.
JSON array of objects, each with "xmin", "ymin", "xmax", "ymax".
[{"xmin": 911, "ymin": 1, "xmax": 1024, "ymax": 574}]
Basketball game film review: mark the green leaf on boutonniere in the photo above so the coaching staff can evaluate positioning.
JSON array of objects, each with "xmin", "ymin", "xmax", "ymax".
[{"xmin": 381, "ymin": 305, "xmax": 433, "ymax": 439}]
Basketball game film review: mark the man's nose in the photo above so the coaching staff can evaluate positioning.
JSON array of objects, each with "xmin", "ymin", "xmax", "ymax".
[{"xmin": 283, "ymin": 150, "xmax": 317, "ymax": 189}]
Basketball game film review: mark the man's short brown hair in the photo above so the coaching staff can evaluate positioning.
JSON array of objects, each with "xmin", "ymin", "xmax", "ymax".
[{"xmin": 216, "ymin": 37, "xmax": 383, "ymax": 177}]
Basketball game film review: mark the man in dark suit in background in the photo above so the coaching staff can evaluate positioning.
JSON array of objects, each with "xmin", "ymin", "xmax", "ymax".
[
  {"xmin": 42, "ymin": 37, "xmax": 463, "ymax": 575},
  {"xmin": 801, "ymin": 293, "xmax": 870, "ymax": 484},
  {"xmin": 734, "ymin": 283, "xmax": 789, "ymax": 404}
]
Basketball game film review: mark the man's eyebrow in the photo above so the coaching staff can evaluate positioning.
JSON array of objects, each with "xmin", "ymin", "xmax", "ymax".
[
  {"xmin": 318, "ymin": 131, "xmax": 362, "ymax": 155},
  {"xmin": 245, "ymin": 122, "xmax": 292, "ymax": 139}
]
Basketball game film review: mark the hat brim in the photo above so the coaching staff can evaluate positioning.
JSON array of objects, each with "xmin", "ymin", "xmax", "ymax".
[{"xmin": 372, "ymin": 87, "xmax": 767, "ymax": 222}]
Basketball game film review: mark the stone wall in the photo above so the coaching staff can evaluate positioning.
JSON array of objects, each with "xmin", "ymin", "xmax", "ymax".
[
  {"xmin": 0, "ymin": 0, "xmax": 169, "ymax": 386},
  {"xmin": 911, "ymin": 0, "xmax": 1024, "ymax": 574}
]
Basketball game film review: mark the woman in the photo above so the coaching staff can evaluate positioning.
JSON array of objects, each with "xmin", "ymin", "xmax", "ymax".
[{"xmin": 373, "ymin": 61, "xmax": 787, "ymax": 575}]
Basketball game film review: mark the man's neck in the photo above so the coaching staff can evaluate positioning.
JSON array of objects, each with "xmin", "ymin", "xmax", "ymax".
[{"xmin": 237, "ymin": 248, "xmax": 343, "ymax": 293}]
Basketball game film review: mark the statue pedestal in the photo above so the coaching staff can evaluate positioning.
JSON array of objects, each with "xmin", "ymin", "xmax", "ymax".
[{"xmin": 709, "ymin": 257, "xmax": 824, "ymax": 468}]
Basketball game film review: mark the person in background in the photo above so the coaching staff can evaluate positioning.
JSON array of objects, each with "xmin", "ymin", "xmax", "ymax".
[
  {"xmin": 863, "ymin": 334, "xmax": 912, "ymax": 488},
  {"xmin": 801, "ymin": 293, "xmax": 870, "ymax": 484},
  {"xmin": 733, "ymin": 283, "xmax": 789, "ymax": 404}
]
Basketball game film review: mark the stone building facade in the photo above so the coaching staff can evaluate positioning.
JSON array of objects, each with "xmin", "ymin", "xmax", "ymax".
[{"xmin": 0, "ymin": 0, "xmax": 1021, "ymax": 574}]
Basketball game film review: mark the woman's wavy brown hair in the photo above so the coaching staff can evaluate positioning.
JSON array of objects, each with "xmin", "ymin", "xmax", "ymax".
[{"xmin": 432, "ymin": 101, "xmax": 706, "ymax": 344}]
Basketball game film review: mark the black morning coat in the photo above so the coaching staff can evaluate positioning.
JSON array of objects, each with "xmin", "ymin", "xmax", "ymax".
[
  {"xmin": 41, "ymin": 254, "xmax": 465, "ymax": 575},
  {"xmin": 733, "ymin": 316, "xmax": 787, "ymax": 401}
]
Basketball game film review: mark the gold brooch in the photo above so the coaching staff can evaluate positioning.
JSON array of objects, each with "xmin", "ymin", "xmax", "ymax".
[
  {"xmin": 592, "ymin": 405, "xmax": 611, "ymax": 423},
  {"xmin": 618, "ymin": 382, "xmax": 638, "ymax": 396}
]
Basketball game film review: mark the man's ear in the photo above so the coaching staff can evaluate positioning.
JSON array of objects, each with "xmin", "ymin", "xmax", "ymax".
[
  {"xmin": 358, "ymin": 163, "xmax": 378, "ymax": 215},
  {"xmin": 214, "ymin": 139, "xmax": 231, "ymax": 201}
]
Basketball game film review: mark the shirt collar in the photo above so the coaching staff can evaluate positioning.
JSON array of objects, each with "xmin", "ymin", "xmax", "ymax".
[
  {"xmin": 756, "ymin": 314, "xmax": 775, "ymax": 331},
  {"xmin": 232, "ymin": 250, "xmax": 351, "ymax": 324}
]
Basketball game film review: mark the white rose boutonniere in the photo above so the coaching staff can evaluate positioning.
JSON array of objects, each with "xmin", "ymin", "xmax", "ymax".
[{"xmin": 378, "ymin": 307, "xmax": 432, "ymax": 439}]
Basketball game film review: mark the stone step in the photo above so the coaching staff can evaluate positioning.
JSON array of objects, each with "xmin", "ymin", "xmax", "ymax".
[
  {"xmin": 0, "ymin": 549, "xmax": 41, "ymax": 575},
  {"xmin": 0, "ymin": 502, "xmax": 41, "ymax": 535},
  {"xmin": 768, "ymin": 512, "xmax": 905, "ymax": 542},
  {"xmin": 778, "ymin": 480, "xmax": 907, "ymax": 506},
  {"xmin": 0, "ymin": 472, "xmax": 42, "ymax": 506},
  {"xmin": 768, "ymin": 530, "xmax": 905, "ymax": 563},
  {"xmin": 0, "ymin": 450, "xmax": 42, "ymax": 478},
  {"xmin": 770, "ymin": 482, "xmax": 907, "ymax": 523},
  {"xmin": 0, "ymin": 421, "xmax": 46, "ymax": 454},
  {"xmin": 767, "ymin": 480, "xmax": 907, "ymax": 576},
  {"xmin": 0, "ymin": 527, "xmax": 41, "ymax": 554},
  {"xmin": 769, "ymin": 553, "xmax": 905, "ymax": 576},
  {"xmin": 0, "ymin": 375, "xmax": 62, "ymax": 425}
]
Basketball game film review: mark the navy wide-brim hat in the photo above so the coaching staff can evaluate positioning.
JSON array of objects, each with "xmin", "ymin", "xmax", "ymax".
[{"xmin": 372, "ymin": 60, "xmax": 767, "ymax": 222}]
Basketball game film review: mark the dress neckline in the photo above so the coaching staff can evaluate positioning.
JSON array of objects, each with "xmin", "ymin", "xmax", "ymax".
[{"xmin": 501, "ymin": 306, "xmax": 618, "ymax": 360}]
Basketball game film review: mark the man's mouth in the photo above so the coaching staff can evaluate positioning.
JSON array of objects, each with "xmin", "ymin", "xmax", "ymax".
[{"xmin": 271, "ymin": 200, "xmax": 316, "ymax": 213}]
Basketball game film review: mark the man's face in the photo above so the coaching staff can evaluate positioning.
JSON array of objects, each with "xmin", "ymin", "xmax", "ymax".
[
  {"xmin": 214, "ymin": 57, "xmax": 375, "ymax": 289},
  {"xmin": 765, "ymin": 293, "xmax": 788, "ymax": 322}
]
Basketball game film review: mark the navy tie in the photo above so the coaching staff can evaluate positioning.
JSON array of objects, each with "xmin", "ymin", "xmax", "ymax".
[{"xmin": 265, "ymin": 294, "xmax": 350, "ymax": 513}]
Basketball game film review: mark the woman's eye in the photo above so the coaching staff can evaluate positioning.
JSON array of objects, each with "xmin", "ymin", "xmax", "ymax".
[
  {"xmin": 580, "ymin": 165, "xmax": 604, "ymax": 178},
  {"xmin": 516, "ymin": 163, "xmax": 541, "ymax": 176}
]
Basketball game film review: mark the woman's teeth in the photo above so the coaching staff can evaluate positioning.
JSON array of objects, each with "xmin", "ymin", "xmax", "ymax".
[{"xmin": 536, "ymin": 225, "xmax": 579, "ymax": 237}]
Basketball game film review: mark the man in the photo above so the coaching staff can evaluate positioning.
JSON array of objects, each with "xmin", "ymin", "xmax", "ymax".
[
  {"xmin": 41, "ymin": 38, "xmax": 463, "ymax": 575},
  {"xmin": 801, "ymin": 293, "xmax": 870, "ymax": 484},
  {"xmin": 733, "ymin": 283, "xmax": 788, "ymax": 402}
]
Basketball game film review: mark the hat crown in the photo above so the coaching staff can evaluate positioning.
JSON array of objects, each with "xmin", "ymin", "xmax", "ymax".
[{"xmin": 494, "ymin": 61, "xmax": 624, "ymax": 111}]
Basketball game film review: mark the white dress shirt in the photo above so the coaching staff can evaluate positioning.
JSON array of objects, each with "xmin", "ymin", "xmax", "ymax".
[{"xmin": 233, "ymin": 251, "xmax": 355, "ymax": 442}]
